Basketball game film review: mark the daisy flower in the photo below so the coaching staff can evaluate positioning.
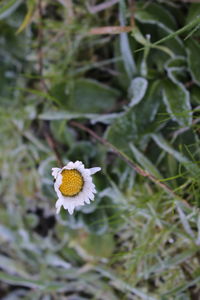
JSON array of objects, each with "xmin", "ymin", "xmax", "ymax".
[{"xmin": 52, "ymin": 161, "xmax": 101, "ymax": 215}]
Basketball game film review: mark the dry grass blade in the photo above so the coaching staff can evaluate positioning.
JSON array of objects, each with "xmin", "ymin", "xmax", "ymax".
[
  {"xmin": 89, "ymin": 26, "xmax": 133, "ymax": 35},
  {"xmin": 87, "ymin": 0, "xmax": 119, "ymax": 14}
]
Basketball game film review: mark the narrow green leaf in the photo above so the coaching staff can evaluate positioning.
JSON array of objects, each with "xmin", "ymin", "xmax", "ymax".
[
  {"xmin": 119, "ymin": 0, "xmax": 136, "ymax": 78},
  {"xmin": 162, "ymin": 79, "xmax": 192, "ymax": 126},
  {"xmin": 135, "ymin": 3, "xmax": 185, "ymax": 55},
  {"xmin": 141, "ymin": 248, "xmax": 197, "ymax": 278},
  {"xmin": 0, "ymin": 225, "xmax": 15, "ymax": 243},
  {"xmin": 16, "ymin": 87, "xmax": 61, "ymax": 105},
  {"xmin": 0, "ymin": 255, "xmax": 28, "ymax": 277},
  {"xmin": 134, "ymin": 80, "xmax": 161, "ymax": 132},
  {"xmin": 0, "ymin": 0, "xmax": 21, "ymax": 20},
  {"xmin": 136, "ymin": 3, "xmax": 177, "ymax": 30},
  {"xmin": 132, "ymin": 27, "xmax": 174, "ymax": 58},
  {"xmin": 187, "ymin": 39, "xmax": 200, "ymax": 86},
  {"xmin": 128, "ymin": 77, "xmax": 148, "ymax": 107},
  {"xmin": 152, "ymin": 134, "xmax": 200, "ymax": 176},
  {"xmin": 163, "ymin": 275, "xmax": 200, "ymax": 296},
  {"xmin": 176, "ymin": 201, "xmax": 195, "ymax": 238},
  {"xmin": 0, "ymin": 271, "xmax": 44, "ymax": 289},
  {"xmin": 134, "ymin": 15, "xmax": 200, "ymax": 55},
  {"xmin": 165, "ymin": 56, "xmax": 187, "ymax": 82},
  {"xmin": 71, "ymin": 79, "xmax": 120, "ymax": 113},
  {"xmin": 82, "ymin": 209, "xmax": 108, "ymax": 235},
  {"xmin": 105, "ymin": 108, "xmax": 138, "ymax": 153},
  {"xmin": 39, "ymin": 110, "xmax": 122, "ymax": 124},
  {"xmin": 75, "ymin": 232, "xmax": 114, "ymax": 258},
  {"xmin": 95, "ymin": 267, "xmax": 157, "ymax": 300},
  {"xmin": 186, "ymin": 3, "xmax": 200, "ymax": 25},
  {"xmin": 129, "ymin": 143, "xmax": 162, "ymax": 179},
  {"xmin": 16, "ymin": 0, "xmax": 36, "ymax": 34},
  {"xmin": 154, "ymin": 16, "xmax": 200, "ymax": 47}
]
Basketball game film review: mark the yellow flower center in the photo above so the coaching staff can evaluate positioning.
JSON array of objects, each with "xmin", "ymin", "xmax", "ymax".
[{"xmin": 59, "ymin": 169, "xmax": 84, "ymax": 197}]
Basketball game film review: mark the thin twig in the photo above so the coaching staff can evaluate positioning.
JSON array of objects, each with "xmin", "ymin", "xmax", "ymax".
[
  {"xmin": 87, "ymin": 0, "xmax": 119, "ymax": 14},
  {"xmin": 89, "ymin": 26, "xmax": 133, "ymax": 35},
  {"xmin": 69, "ymin": 121, "xmax": 189, "ymax": 206}
]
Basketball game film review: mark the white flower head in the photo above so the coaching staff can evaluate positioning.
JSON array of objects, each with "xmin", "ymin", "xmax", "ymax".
[{"xmin": 52, "ymin": 161, "xmax": 101, "ymax": 215}]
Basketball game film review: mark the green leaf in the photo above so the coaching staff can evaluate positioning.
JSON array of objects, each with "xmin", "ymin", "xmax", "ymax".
[
  {"xmin": 86, "ymin": 233, "xmax": 115, "ymax": 258},
  {"xmin": 187, "ymin": 39, "xmax": 200, "ymax": 86},
  {"xmin": 106, "ymin": 81, "xmax": 161, "ymax": 152},
  {"xmin": 50, "ymin": 120, "xmax": 74, "ymax": 145},
  {"xmin": 71, "ymin": 79, "xmax": 120, "ymax": 113},
  {"xmin": 162, "ymin": 79, "xmax": 192, "ymax": 126},
  {"xmin": 135, "ymin": 2, "xmax": 185, "ymax": 56},
  {"xmin": 0, "ymin": 271, "xmax": 77, "ymax": 292},
  {"xmin": 25, "ymin": 213, "xmax": 39, "ymax": 228},
  {"xmin": 128, "ymin": 77, "xmax": 148, "ymax": 107},
  {"xmin": 114, "ymin": 39, "xmax": 130, "ymax": 89},
  {"xmin": 166, "ymin": 56, "xmax": 187, "ymax": 69},
  {"xmin": 105, "ymin": 108, "xmax": 138, "ymax": 153},
  {"xmin": 39, "ymin": 110, "xmax": 121, "ymax": 124},
  {"xmin": 186, "ymin": 3, "xmax": 200, "ymax": 25},
  {"xmin": 132, "ymin": 27, "xmax": 174, "ymax": 58},
  {"xmin": 82, "ymin": 208, "xmax": 108, "ymax": 235},
  {"xmin": 0, "ymin": 0, "xmax": 21, "ymax": 20},
  {"xmin": 119, "ymin": 0, "xmax": 136, "ymax": 78},
  {"xmin": 0, "ymin": 225, "xmax": 15, "ymax": 243},
  {"xmin": 134, "ymin": 80, "xmax": 161, "ymax": 132},
  {"xmin": 136, "ymin": 2, "xmax": 177, "ymax": 30},
  {"xmin": 165, "ymin": 57, "xmax": 188, "ymax": 89},
  {"xmin": 16, "ymin": 0, "xmax": 36, "ymax": 34},
  {"xmin": 141, "ymin": 248, "xmax": 198, "ymax": 278},
  {"xmin": 129, "ymin": 143, "xmax": 162, "ymax": 178},
  {"xmin": 0, "ymin": 255, "xmax": 28, "ymax": 277},
  {"xmin": 0, "ymin": 271, "xmax": 44, "ymax": 289},
  {"xmin": 23, "ymin": 130, "xmax": 49, "ymax": 153},
  {"xmin": 67, "ymin": 141, "xmax": 97, "ymax": 166},
  {"xmin": 95, "ymin": 267, "xmax": 158, "ymax": 300},
  {"xmin": 45, "ymin": 254, "xmax": 71, "ymax": 269},
  {"xmin": 39, "ymin": 111, "xmax": 97, "ymax": 120},
  {"xmin": 165, "ymin": 56, "xmax": 187, "ymax": 82},
  {"xmin": 74, "ymin": 231, "xmax": 115, "ymax": 259},
  {"xmin": 163, "ymin": 275, "xmax": 200, "ymax": 296},
  {"xmin": 191, "ymin": 86, "xmax": 200, "ymax": 105},
  {"xmin": 152, "ymin": 134, "xmax": 200, "ymax": 176},
  {"xmin": 132, "ymin": 26, "xmax": 148, "ymax": 46},
  {"xmin": 51, "ymin": 79, "xmax": 121, "ymax": 113}
]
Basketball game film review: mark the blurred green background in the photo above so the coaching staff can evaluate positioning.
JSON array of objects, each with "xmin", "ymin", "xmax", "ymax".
[{"xmin": 1, "ymin": 0, "xmax": 200, "ymax": 299}]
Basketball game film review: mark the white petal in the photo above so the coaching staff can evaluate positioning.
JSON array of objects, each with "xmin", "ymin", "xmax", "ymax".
[
  {"xmin": 74, "ymin": 161, "xmax": 83, "ymax": 168},
  {"xmin": 84, "ymin": 198, "xmax": 90, "ymax": 204},
  {"xmin": 68, "ymin": 206, "xmax": 74, "ymax": 215},
  {"xmin": 55, "ymin": 199, "xmax": 63, "ymax": 214},
  {"xmin": 89, "ymin": 167, "xmax": 101, "ymax": 175},
  {"xmin": 66, "ymin": 161, "xmax": 74, "ymax": 169},
  {"xmin": 88, "ymin": 193, "xmax": 95, "ymax": 200},
  {"xmin": 52, "ymin": 168, "xmax": 61, "ymax": 178}
]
